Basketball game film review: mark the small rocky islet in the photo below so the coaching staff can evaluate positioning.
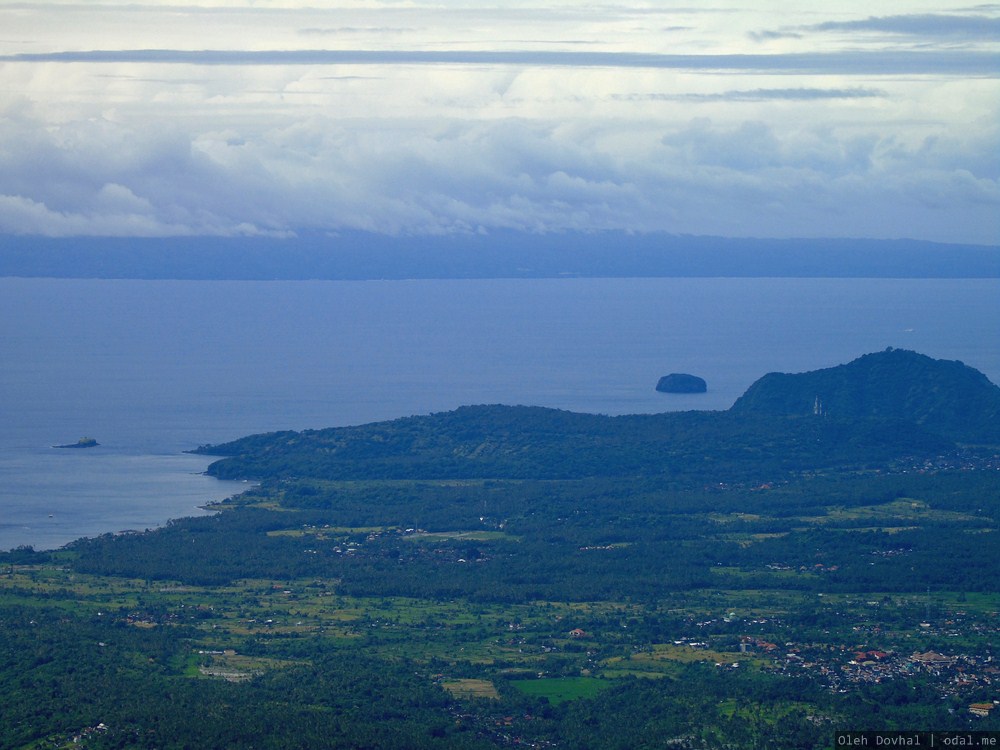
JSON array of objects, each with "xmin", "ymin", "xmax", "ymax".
[
  {"xmin": 655, "ymin": 373, "xmax": 707, "ymax": 394},
  {"xmin": 54, "ymin": 437, "xmax": 99, "ymax": 449}
]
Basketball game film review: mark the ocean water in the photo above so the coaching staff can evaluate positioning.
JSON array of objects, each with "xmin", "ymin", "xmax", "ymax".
[{"xmin": 2, "ymin": 277, "xmax": 998, "ymax": 551}]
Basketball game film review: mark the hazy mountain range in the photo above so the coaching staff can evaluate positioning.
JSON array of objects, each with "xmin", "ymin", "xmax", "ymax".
[{"xmin": 2, "ymin": 232, "xmax": 998, "ymax": 280}]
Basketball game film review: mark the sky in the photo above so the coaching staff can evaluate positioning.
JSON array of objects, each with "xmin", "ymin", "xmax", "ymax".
[{"xmin": 0, "ymin": 1, "xmax": 998, "ymax": 244}]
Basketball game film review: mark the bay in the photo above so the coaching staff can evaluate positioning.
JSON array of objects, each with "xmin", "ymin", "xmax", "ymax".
[{"xmin": 1, "ymin": 277, "xmax": 998, "ymax": 551}]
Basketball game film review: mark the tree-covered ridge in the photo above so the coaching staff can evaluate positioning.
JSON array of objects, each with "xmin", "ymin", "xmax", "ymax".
[
  {"xmin": 731, "ymin": 348, "xmax": 1000, "ymax": 443},
  {"xmin": 195, "ymin": 408, "xmax": 954, "ymax": 482},
  {"xmin": 193, "ymin": 350, "xmax": 996, "ymax": 483}
]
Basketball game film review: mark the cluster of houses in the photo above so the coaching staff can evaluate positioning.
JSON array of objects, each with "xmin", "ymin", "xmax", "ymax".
[
  {"xmin": 968, "ymin": 702, "xmax": 995, "ymax": 717},
  {"xmin": 70, "ymin": 722, "xmax": 108, "ymax": 743},
  {"xmin": 749, "ymin": 637, "xmax": 998, "ymax": 709}
]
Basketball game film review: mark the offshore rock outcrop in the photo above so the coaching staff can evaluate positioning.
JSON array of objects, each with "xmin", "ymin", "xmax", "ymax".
[
  {"xmin": 656, "ymin": 373, "xmax": 707, "ymax": 394},
  {"xmin": 54, "ymin": 437, "xmax": 99, "ymax": 449}
]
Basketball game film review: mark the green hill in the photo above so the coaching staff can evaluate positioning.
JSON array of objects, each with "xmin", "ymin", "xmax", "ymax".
[{"xmin": 730, "ymin": 348, "xmax": 1000, "ymax": 443}]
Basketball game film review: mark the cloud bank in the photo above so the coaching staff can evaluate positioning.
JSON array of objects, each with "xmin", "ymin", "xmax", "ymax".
[{"xmin": 0, "ymin": 1, "xmax": 997, "ymax": 244}]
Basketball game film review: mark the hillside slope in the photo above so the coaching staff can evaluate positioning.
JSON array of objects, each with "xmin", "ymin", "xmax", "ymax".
[{"xmin": 730, "ymin": 348, "xmax": 1000, "ymax": 443}]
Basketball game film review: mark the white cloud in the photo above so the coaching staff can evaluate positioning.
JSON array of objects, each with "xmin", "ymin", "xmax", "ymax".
[
  {"xmin": 0, "ymin": 1, "xmax": 997, "ymax": 242},
  {"xmin": 0, "ymin": 192, "xmax": 190, "ymax": 236}
]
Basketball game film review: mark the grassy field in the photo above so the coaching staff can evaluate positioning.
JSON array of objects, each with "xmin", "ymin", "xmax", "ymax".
[
  {"xmin": 509, "ymin": 676, "xmax": 611, "ymax": 704},
  {"xmin": 797, "ymin": 498, "xmax": 983, "ymax": 525},
  {"xmin": 441, "ymin": 679, "xmax": 500, "ymax": 700}
]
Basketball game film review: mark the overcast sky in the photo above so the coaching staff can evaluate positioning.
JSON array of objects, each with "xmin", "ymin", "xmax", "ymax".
[{"xmin": 1, "ymin": 1, "xmax": 998, "ymax": 243}]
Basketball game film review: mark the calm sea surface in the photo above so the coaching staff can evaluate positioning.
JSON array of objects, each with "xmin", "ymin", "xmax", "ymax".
[{"xmin": 2, "ymin": 277, "xmax": 998, "ymax": 551}]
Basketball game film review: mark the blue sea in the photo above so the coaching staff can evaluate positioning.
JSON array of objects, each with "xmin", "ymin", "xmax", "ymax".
[{"xmin": 2, "ymin": 277, "xmax": 998, "ymax": 551}]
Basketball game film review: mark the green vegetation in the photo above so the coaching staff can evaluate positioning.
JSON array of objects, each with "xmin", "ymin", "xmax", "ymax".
[
  {"xmin": 511, "ymin": 677, "xmax": 611, "ymax": 704},
  {"xmin": 2, "ymin": 350, "xmax": 999, "ymax": 748},
  {"xmin": 731, "ymin": 348, "xmax": 1000, "ymax": 443}
]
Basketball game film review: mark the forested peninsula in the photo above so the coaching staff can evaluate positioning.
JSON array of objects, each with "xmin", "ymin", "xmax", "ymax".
[{"xmin": 3, "ymin": 349, "xmax": 999, "ymax": 748}]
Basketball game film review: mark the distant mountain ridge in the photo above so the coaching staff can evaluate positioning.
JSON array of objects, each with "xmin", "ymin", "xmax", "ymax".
[
  {"xmin": 731, "ymin": 348, "xmax": 1000, "ymax": 443},
  {"xmin": 2, "ymin": 232, "xmax": 998, "ymax": 279}
]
